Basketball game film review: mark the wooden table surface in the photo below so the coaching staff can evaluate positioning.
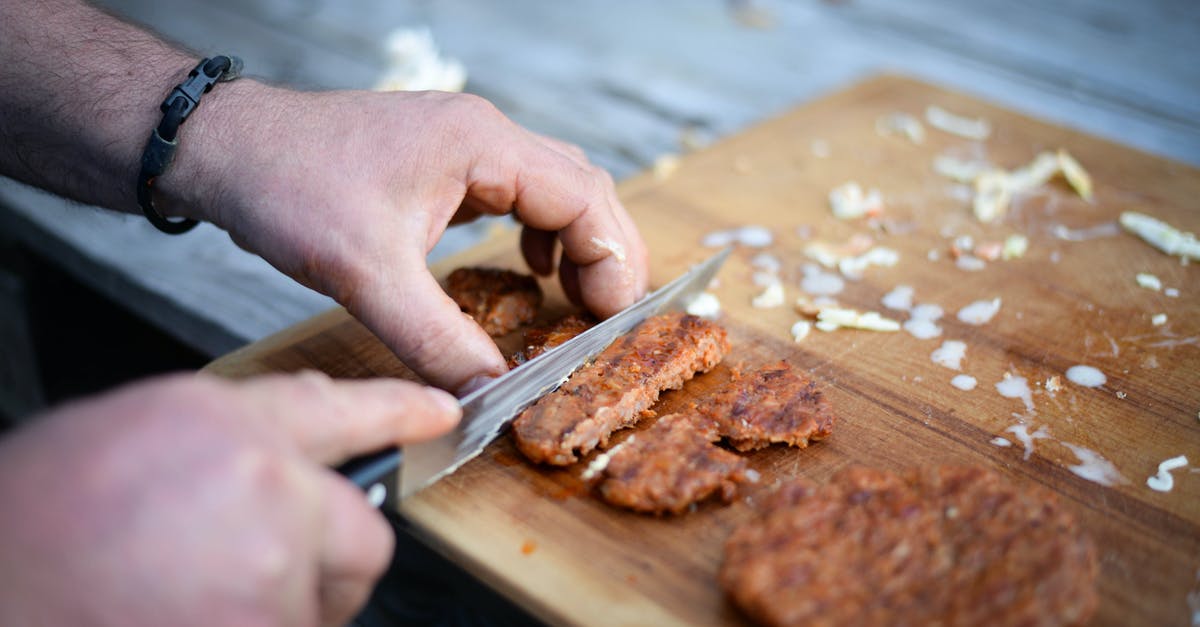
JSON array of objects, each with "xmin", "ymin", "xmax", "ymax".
[
  {"xmin": 207, "ymin": 75, "xmax": 1200, "ymax": 626},
  {"xmin": 2, "ymin": 0, "xmax": 1198, "ymax": 366}
]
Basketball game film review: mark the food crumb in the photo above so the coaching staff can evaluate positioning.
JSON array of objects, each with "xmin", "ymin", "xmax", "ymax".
[
  {"xmin": 800, "ymin": 265, "xmax": 845, "ymax": 296},
  {"xmin": 951, "ymin": 374, "xmax": 978, "ymax": 391},
  {"xmin": 791, "ymin": 320, "xmax": 812, "ymax": 342},
  {"xmin": 815, "ymin": 307, "xmax": 900, "ymax": 332},
  {"xmin": 1065, "ymin": 365, "xmax": 1106, "ymax": 388},
  {"xmin": 839, "ymin": 246, "xmax": 900, "ymax": 279},
  {"xmin": 1146, "ymin": 455, "xmax": 1188, "ymax": 493},
  {"xmin": 684, "ymin": 292, "xmax": 721, "ymax": 319},
  {"xmin": 1062, "ymin": 442, "xmax": 1128, "ymax": 486},
  {"xmin": 903, "ymin": 317, "xmax": 942, "ymax": 340},
  {"xmin": 521, "ymin": 539, "xmax": 538, "ymax": 555},
  {"xmin": 957, "ymin": 298, "xmax": 1002, "ymax": 325},
  {"xmin": 875, "ymin": 112, "xmax": 925, "ymax": 144},
  {"xmin": 590, "ymin": 236, "xmax": 627, "ymax": 263},
  {"xmin": 1045, "ymin": 376, "xmax": 1063, "ymax": 393},
  {"xmin": 829, "ymin": 181, "xmax": 884, "ymax": 220},
  {"xmin": 903, "ymin": 303, "xmax": 945, "ymax": 340},
  {"xmin": 955, "ymin": 254, "xmax": 987, "ymax": 272},
  {"xmin": 750, "ymin": 252, "xmax": 782, "ymax": 274},
  {"xmin": 1152, "ymin": 313, "xmax": 1168, "ymax": 326},
  {"xmin": 1135, "ymin": 272, "xmax": 1163, "ymax": 291},
  {"xmin": 996, "ymin": 375, "xmax": 1035, "ymax": 413},
  {"xmin": 931, "ymin": 340, "xmax": 967, "ymax": 371},
  {"xmin": 990, "ymin": 436, "xmax": 1011, "ymax": 447},
  {"xmin": 925, "ymin": 105, "xmax": 991, "ymax": 140},
  {"xmin": 752, "ymin": 282, "xmax": 785, "ymax": 309},
  {"xmin": 1116, "ymin": 391, "xmax": 1127, "ymax": 399},
  {"xmin": 1165, "ymin": 287, "xmax": 1180, "ymax": 298},
  {"xmin": 702, "ymin": 225, "xmax": 774, "ymax": 248},
  {"xmin": 1057, "ymin": 149, "xmax": 1093, "ymax": 202},
  {"xmin": 881, "ymin": 285, "xmax": 915, "ymax": 311},
  {"xmin": 1119, "ymin": 211, "xmax": 1200, "ymax": 260},
  {"xmin": 1002, "ymin": 234, "xmax": 1029, "ymax": 260},
  {"xmin": 1006, "ymin": 424, "xmax": 1049, "ymax": 460},
  {"xmin": 974, "ymin": 241, "xmax": 1003, "ymax": 261},
  {"xmin": 932, "ymin": 154, "xmax": 989, "ymax": 183}
]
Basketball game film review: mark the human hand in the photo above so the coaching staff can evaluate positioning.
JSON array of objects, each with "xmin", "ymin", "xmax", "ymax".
[
  {"xmin": 0, "ymin": 372, "xmax": 460, "ymax": 627},
  {"xmin": 161, "ymin": 85, "xmax": 648, "ymax": 394}
]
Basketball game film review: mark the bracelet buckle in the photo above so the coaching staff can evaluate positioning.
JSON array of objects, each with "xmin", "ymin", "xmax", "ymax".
[{"xmin": 137, "ymin": 55, "xmax": 242, "ymax": 234}]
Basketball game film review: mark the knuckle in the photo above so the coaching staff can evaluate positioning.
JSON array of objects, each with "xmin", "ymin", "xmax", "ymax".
[{"xmin": 447, "ymin": 92, "xmax": 502, "ymax": 124}]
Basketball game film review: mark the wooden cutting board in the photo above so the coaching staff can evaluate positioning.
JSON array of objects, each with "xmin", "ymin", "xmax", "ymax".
[{"xmin": 205, "ymin": 75, "xmax": 1200, "ymax": 627}]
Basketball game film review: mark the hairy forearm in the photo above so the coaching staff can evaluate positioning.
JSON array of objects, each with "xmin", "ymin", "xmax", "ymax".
[{"xmin": 0, "ymin": 0, "xmax": 260, "ymax": 219}]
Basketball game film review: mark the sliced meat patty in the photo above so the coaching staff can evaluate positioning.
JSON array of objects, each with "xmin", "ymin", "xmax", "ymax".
[
  {"xmin": 702, "ymin": 361, "xmax": 834, "ymax": 451},
  {"xmin": 445, "ymin": 267, "xmax": 542, "ymax": 336},
  {"xmin": 595, "ymin": 414, "xmax": 752, "ymax": 515},
  {"xmin": 593, "ymin": 361, "xmax": 832, "ymax": 514},
  {"xmin": 507, "ymin": 313, "xmax": 595, "ymax": 368},
  {"xmin": 720, "ymin": 465, "xmax": 1099, "ymax": 627},
  {"xmin": 512, "ymin": 312, "xmax": 730, "ymax": 465}
]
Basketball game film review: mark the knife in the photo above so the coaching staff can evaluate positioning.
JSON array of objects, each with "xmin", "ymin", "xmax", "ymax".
[{"xmin": 337, "ymin": 246, "xmax": 732, "ymax": 505}]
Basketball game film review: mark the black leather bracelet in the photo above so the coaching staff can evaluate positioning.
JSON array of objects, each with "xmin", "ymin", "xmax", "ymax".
[{"xmin": 137, "ymin": 55, "xmax": 242, "ymax": 234}]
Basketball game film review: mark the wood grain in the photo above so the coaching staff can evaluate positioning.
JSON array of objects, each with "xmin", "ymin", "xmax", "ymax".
[{"xmin": 205, "ymin": 76, "xmax": 1200, "ymax": 626}]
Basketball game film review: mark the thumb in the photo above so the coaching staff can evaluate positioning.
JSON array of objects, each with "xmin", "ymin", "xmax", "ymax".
[
  {"xmin": 353, "ymin": 263, "xmax": 509, "ymax": 394},
  {"xmin": 231, "ymin": 372, "xmax": 462, "ymax": 465}
]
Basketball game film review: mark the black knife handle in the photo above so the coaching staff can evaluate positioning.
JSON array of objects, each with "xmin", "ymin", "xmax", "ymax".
[{"xmin": 335, "ymin": 447, "xmax": 402, "ymax": 507}]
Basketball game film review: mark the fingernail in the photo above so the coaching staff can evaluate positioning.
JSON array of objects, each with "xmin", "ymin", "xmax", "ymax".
[
  {"xmin": 456, "ymin": 375, "xmax": 498, "ymax": 398},
  {"xmin": 427, "ymin": 388, "xmax": 462, "ymax": 417}
]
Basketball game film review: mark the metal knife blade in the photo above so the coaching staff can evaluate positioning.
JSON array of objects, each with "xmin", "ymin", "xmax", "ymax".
[{"xmin": 336, "ymin": 246, "xmax": 732, "ymax": 503}]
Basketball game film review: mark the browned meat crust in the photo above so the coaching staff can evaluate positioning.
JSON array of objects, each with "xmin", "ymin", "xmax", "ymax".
[
  {"xmin": 596, "ymin": 414, "xmax": 751, "ymax": 515},
  {"xmin": 445, "ymin": 267, "xmax": 542, "ymax": 336},
  {"xmin": 595, "ymin": 361, "xmax": 833, "ymax": 514},
  {"xmin": 512, "ymin": 312, "xmax": 730, "ymax": 465},
  {"xmin": 507, "ymin": 314, "xmax": 595, "ymax": 368},
  {"xmin": 720, "ymin": 466, "xmax": 1099, "ymax": 627},
  {"xmin": 702, "ymin": 361, "xmax": 834, "ymax": 451}
]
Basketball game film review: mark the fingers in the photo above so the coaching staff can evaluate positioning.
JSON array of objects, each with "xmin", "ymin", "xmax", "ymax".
[
  {"xmin": 353, "ymin": 263, "xmax": 509, "ymax": 395},
  {"xmin": 520, "ymin": 226, "xmax": 558, "ymax": 276},
  {"xmin": 531, "ymin": 132, "xmax": 590, "ymax": 168},
  {"xmin": 315, "ymin": 472, "xmax": 394, "ymax": 627},
  {"xmin": 473, "ymin": 132, "xmax": 648, "ymax": 318},
  {"xmin": 227, "ymin": 372, "xmax": 462, "ymax": 465},
  {"xmin": 558, "ymin": 255, "xmax": 583, "ymax": 308}
]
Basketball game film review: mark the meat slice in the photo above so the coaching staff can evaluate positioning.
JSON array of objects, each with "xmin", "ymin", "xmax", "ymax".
[
  {"xmin": 701, "ymin": 361, "xmax": 834, "ymax": 451},
  {"xmin": 593, "ymin": 361, "xmax": 830, "ymax": 514},
  {"xmin": 444, "ymin": 267, "xmax": 542, "ymax": 336},
  {"xmin": 720, "ymin": 466, "xmax": 1099, "ymax": 627},
  {"xmin": 512, "ymin": 312, "xmax": 730, "ymax": 465},
  {"xmin": 596, "ymin": 414, "xmax": 752, "ymax": 515},
  {"xmin": 507, "ymin": 313, "xmax": 595, "ymax": 368}
]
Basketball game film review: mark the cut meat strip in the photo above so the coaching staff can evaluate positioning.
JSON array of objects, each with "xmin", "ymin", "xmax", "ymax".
[
  {"xmin": 701, "ymin": 361, "xmax": 834, "ymax": 451},
  {"xmin": 444, "ymin": 267, "xmax": 542, "ymax": 336},
  {"xmin": 512, "ymin": 312, "xmax": 730, "ymax": 465},
  {"xmin": 594, "ymin": 361, "xmax": 831, "ymax": 514},
  {"xmin": 720, "ymin": 466, "xmax": 1098, "ymax": 627},
  {"xmin": 596, "ymin": 413, "xmax": 752, "ymax": 515},
  {"xmin": 507, "ymin": 313, "xmax": 595, "ymax": 368}
]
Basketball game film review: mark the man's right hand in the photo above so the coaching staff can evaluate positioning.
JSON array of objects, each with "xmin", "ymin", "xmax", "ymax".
[
  {"xmin": 0, "ymin": 372, "xmax": 460, "ymax": 627},
  {"xmin": 157, "ymin": 85, "xmax": 649, "ymax": 396}
]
